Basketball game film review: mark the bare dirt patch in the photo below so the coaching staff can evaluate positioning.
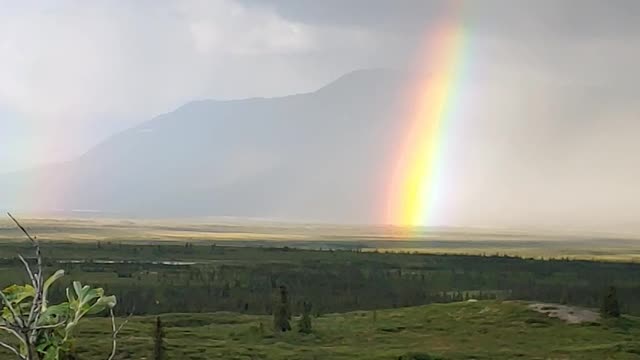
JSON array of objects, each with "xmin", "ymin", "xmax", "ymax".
[{"xmin": 528, "ymin": 303, "xmax": 600, "ymax": 324}]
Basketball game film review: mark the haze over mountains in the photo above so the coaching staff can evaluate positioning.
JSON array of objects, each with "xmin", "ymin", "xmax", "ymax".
[
  {"xmin": 1, "ymin": 69, "xmax": 406, "ymax": 223},
  {"xmin": 2, "ymin": 68, "xmax": 640, "ymax": 232}
]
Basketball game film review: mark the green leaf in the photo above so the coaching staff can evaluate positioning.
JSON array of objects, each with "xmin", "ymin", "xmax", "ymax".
[
  {"xmin": 38, "ymin": 303, "xmax": 70, "ymax": 326},
  {"xmin": 42, "ymin": 344, "xmax": 60, "ymax": 360},
  {"xmin": 2, "ymin": 284, "xmax": 35, "ymax": 305},
  {"xmin": 36, "ymin": 341, "xmax": 49, "ymax": 352},
  {"xmin": 87, "ymin": 295, "xmax": 117, "ymax": 314},
  {"xmin": 2, "ymin": 307, "xmax": 14, "ymax": 322},
  {"xmin": 41, "ymin": 270, "xmax": 65, "ymax": 312},
  {"xmin": 72, "ymin": 282, "xmax": 82, "ymax": 299},
  {"xmin": 80, "ymin": 288, "xmax": 100, "ymax": 304},
  {"xmin": 101, "ymin": 295, "xmax": 117, "ymax": 309},
  {"xmin": 66, "ymin": 288, "xmax": 76, "ymax": 307}
]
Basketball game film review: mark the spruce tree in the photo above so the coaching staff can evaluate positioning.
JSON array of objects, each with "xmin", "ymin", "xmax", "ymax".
[
  {"xmin": 153, "ymin": 316, "xmax": 167, "ymax": 360},
  {"xmin": 273, "ymin": 285, "xmax": 292, "ymax": 332},
  {"xmin": 298, "ymin": 301, "xmax": 313, "ymax": 334},
  {"xmin": 601, "ymin": 286, "xmax": 621, "ymax": 318}
]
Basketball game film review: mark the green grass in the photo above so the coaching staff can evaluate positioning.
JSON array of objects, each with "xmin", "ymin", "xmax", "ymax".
[{"xmin": 15, "ymin": 301, "xmax": 637, "ymax": 360}]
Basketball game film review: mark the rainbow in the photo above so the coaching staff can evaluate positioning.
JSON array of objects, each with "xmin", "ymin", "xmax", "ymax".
[{"xmin": 387, "ymin": 14, "xmax": 467, "ymax": 227}]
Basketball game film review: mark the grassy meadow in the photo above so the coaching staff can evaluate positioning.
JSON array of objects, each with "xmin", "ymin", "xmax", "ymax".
[{"xmin": 58, "ymin": 301, "xmax": 640, "ymax": 360}]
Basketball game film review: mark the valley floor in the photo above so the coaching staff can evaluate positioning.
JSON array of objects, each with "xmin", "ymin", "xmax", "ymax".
[{"xmin": 57, "ymin": 301, "xmax": 640, "ymax": 359}]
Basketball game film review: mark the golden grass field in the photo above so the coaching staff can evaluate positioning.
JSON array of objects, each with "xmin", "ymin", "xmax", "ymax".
[
  {"xmin": 1, "ymin": 216, "xmax": 640, "ymax": 261},
  {"xmin": 0, "ymin": 217, "xmax": 640, "ymax": 261}
]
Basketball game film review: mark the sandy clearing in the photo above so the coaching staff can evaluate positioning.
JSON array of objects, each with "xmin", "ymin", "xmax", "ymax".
[{"xmin": 528, "ymin": 303, "xmax": 600, "ymax": 324}]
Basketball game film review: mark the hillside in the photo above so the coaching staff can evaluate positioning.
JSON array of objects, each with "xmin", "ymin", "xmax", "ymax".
[
  {"xmin": 0, "ymin": 69, "xmax": 407, "ymax": 223},
  {"xmin": 38, "ymin": 301, "xmax": 640, "ymax": 359}
]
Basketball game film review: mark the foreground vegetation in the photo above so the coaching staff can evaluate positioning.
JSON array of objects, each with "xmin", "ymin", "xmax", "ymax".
[
  {"xmin": 0, "ymin": 215, "xmax": 122, "ymax": 360},
  {"xmin": 14, "ymin": 301, "xmax": 637, "ymax": 360}
]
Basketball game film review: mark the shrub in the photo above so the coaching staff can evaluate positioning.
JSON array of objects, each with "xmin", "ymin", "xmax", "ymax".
[
  {"xmin": 0, "ymin": 214, "xmax": 124, "ymax": 360},
  {"xmin": 298, "ymin": 302, "xmax": 312, "ymax": 334}
]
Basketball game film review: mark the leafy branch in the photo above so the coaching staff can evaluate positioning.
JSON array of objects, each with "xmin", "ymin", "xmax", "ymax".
[{"xmin": 1, "ymin": 213, "xmax": 124, "ymax": 360}]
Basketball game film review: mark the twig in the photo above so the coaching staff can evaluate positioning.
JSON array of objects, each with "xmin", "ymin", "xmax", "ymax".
[
  {"xmin": 17, "ymin": 253, "xmax": 42, "ymax": 338},
  {"xmin": 7, "ymin": 213, "xmax": 42, "ymax": 299},
  {"xmin": 17, "ymin": 255, "xmax": 36, "ymax": 288},
  {"xmin": 107, "ymin": 309, "xmax": 117, "ymax": 360},
  {"xmin": 7, "ymin": 213, "xmax": 37, "ymax": 244},
  {"xmin": 7, "ymin": 213, "xmax": 45, "ymax": 344},
  {"xmin": 0, "ymin": 339, "xmax": 24, "ymax": 360},
  {"xmin": 107, "ymin": 308, "xmax": 131, "ymax": 360},
  {"xmin": 0, "ymin": 325, "xmax": 26, "ymax": 344},
  {"xmin": 32, "ymin": 322, "xmax": 66, "ymax": 330}
]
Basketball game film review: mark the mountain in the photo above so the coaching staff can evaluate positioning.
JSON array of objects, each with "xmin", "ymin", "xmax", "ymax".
[{"xmin": 0, "ymin": 69, "xmax": 409, "ymax": 223}]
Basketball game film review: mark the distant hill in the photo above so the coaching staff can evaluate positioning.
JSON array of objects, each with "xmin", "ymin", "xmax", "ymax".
[{"xmin": 0, "ymin": 69, "xmax": 409, "ymax": 222}]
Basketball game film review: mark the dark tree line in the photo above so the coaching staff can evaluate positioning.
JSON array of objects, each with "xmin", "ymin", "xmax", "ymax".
[{"xmin": 2, "ymin": 243, "xmax": 639, "ymax": 317}]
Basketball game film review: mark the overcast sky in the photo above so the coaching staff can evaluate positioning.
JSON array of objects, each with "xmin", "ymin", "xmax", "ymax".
[{"xmin": 1, "ymin": 0, "xmax": 639, "ymax": 173}]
